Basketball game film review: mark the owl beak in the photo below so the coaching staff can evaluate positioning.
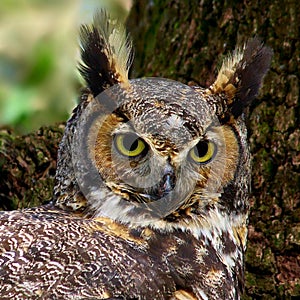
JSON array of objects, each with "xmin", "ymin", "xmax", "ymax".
[
  {"xmin": 161, "ymin": 173, "xmax": 176, "ymax": 194},
  {"xmin": 139, "ymin": 163, "xmax": 176, "ymax": 202},
  {"xmin": 155, "ymin": 164, "xmax": 176, "ymax": 199}
]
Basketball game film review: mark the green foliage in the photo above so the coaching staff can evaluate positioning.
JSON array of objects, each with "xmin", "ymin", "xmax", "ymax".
[{"xmin": 0, "ymin": 0, "xmax": 131, "ymax": 133}]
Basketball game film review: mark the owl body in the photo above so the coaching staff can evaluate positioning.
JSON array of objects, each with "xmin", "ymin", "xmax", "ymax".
[
  {"xmin": 0, "ymin": 207, "xmax": 173, "ymax": 299},
  {"xmin": 0, "ymin": 205, "xmax": 242, "ymax": 299},
  {"xmin": 0, "ymin": 11, "xmax": 272, "ymax": 300}
]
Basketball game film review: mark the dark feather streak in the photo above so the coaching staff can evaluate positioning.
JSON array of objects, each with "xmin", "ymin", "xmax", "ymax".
[
  {"xmin": 231, "ymin": 37, "xmax": 273, "ymax": 117},
  {"xmin": 79, "ymin": 24, "xmax": 119, "ymax": 96}
]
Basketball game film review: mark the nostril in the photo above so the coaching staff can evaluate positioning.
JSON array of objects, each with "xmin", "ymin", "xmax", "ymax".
[
  {"xmin": 146, "ymin": 171, "xmax": 176, "ymax": 201},
  {"xmin": 162, "ymin": 173, "xmax": 176, "ymax": 193}
]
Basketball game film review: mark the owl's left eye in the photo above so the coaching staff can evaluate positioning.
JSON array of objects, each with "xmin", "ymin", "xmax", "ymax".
[
  {"xmin": 114, "ymin": 133, "xmax": 148, "ymax": 157},
  {"xmin": 188, "ymin": 140, "xmax": 216, "ymax": 164}
]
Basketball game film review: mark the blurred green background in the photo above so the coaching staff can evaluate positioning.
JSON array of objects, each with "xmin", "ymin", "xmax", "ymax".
[{"xmin": 0, "ymin": 0, "xmax": 132, "ymax": 133}]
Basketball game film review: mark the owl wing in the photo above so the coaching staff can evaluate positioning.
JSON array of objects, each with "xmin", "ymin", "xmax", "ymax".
[{"xmin": 0, "ymin": 206, "xmax": 175, "ymax": 299}]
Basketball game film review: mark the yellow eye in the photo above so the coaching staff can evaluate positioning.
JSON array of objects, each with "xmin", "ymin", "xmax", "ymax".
[
  {"xmin": 114, "ymin": 133, "xmax": 147, "ymax": 157},
  {"xmin": 189, "ymin": 140, "xmax": 216, "ymax": 164}
]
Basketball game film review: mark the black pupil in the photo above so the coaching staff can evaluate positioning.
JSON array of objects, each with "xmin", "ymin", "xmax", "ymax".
[
  {"xmin": 123, "ymin": 135, "xmax": 139, "ymax": 151},
  {"xmin": 195, "ymin": 141, "xmax": 208, "ymax": 157}
]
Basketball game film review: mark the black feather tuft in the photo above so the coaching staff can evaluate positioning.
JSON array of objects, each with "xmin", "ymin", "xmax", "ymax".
[
  {"xmin": 78, "ymin": 11, "xmax": 132, "ymax": 96},
  {"xmin": 79, "ymin": 24, "xmax": 118, "ymax": 96},
  {"xmin": 231, "ymin": 38, "xmax": 273, "ymax": 117}
]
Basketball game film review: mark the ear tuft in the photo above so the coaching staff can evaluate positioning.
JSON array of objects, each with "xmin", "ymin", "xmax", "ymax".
[
  {"xmin": 79, "ymin": 10, "xmax": 133, "ymax": 96},
  {"xmin": 207, "ymin": 37, "xmax": 273, "ymax": 119}
]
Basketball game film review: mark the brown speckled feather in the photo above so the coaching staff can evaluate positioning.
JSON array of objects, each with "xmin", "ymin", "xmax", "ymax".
[
  {"xmin": 0, "ymin": 205, "xmax": 244, "ymax": 299},
  {"xmin": 0, "ymin": 206, "xmax": 175, "ymax": 299}
]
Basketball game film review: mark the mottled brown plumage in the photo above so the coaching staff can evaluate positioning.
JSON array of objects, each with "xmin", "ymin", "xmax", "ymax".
[{"xmin": 0, "ymin": 10, "xmax": 272, "ymax": 300}]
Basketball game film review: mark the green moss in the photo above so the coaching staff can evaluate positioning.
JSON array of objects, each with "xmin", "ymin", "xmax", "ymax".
[
  {"xmin": 276, "ymin": 284, "xmax": 286, "ymax": 298},
  {"xmin": 245, "ymin": 244, "xmax": 262, "ymax": 269},
  {"xmin": 291, "ymin": 284, "xmax": 300, "ymax": 296},
  {"xmin": 261, "ymin": 248, "xmax": 276, "ymax": 274},
  {"xmin": 245, "ymin": 271, "xmax": 257, "ymax": 286},
  {"xmin": 269, "ymin": 220, "xmax": 286, "ymax": 251},
  {"xmin": 274, "ymin": 105, "xmax": 296, "ymax": 133}
]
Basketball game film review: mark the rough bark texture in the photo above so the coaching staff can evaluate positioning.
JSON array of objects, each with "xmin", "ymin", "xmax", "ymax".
[
  {"xmin": 0, "ymin": 0, "xmax": 299, "ymax": 299},
  {"xmin": 0, "ymin": 126, "xmax": 64, "ymax": 210}
]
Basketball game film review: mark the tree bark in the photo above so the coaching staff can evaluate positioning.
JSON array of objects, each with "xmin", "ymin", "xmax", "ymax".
[
  {"xmin": 0, "ymin": 0, "xmax": 299, "ymax": 299},
  {"xmin": 0, "ymin": 126, "xmax": 64, "ymax": 210}
]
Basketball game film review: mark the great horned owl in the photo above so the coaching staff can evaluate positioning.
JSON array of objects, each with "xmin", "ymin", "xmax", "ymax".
[{"xmin": 0, "ymin": 11, "xmax": 272, "ymax": 300}]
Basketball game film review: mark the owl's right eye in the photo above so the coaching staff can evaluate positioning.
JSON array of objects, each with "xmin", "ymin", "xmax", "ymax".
[{"xmin": 113, "ymin": 133, "xmax": 148, "ymax": 158}]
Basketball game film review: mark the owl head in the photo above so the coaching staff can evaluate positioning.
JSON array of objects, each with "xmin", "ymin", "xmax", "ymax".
[{"xmin": 54, "ymin": 11, "xmax": 272, "ymax": 230}]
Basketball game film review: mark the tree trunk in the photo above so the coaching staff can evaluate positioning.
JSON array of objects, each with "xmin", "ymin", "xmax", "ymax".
[{"xmin": 0, "ymin": 0, "xmax": 299, "ymax": 299}]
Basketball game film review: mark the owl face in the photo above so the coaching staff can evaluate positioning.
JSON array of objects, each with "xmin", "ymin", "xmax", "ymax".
[
  {"xmin": 54, "ymin": 11, "xmax": 272, "ymax": 229},
  {"xmin": 71, "ymin": 78, "xmax": 239, "ymax": 222}
]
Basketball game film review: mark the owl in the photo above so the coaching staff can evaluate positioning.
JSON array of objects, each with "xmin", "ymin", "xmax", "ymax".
[{"xmin": 0, "ymin": 11, "xmax": 272, "ymax": 300}]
